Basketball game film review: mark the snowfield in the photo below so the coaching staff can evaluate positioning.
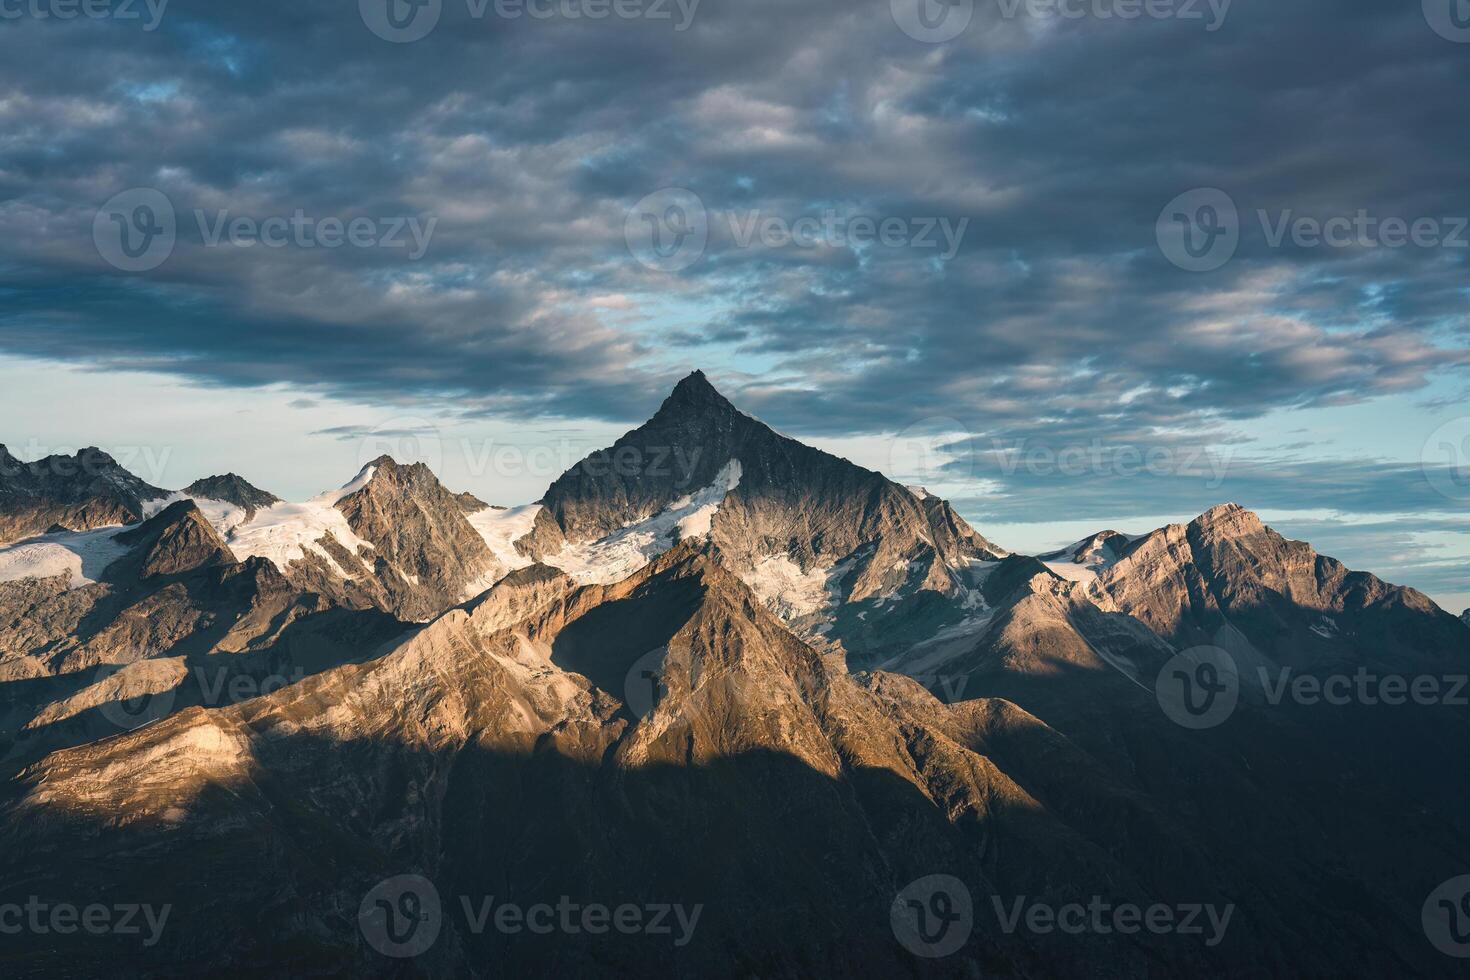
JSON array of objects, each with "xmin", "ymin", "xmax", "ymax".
[{"xmin": 0, "ymin": 525, "xmax": 133, "ymax": 590}]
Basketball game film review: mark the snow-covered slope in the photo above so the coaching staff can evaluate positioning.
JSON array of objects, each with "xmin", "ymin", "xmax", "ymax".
[
  {"xmin": 208, "ymin": 465, "xmax": 377, "ymax": 576},
  {"xmin": 0, "ymin": 525, "xmax": 134, "ymax": 589},
  {"xmin": 537, "ymin": 460, "xmax": 742, "ymax": 585}
]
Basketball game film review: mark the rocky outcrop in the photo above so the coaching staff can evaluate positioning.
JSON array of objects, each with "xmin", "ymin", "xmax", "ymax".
[
  {"xmin": 182, "ymin": 474, "xmax": 280, "ymax": 519},
  {"xmin": 330, "ymin": 457, "xmax": 502, "ymax": 621},
  {"xmin": 1092, "ymin": 502, "xmax": 1466, "ymax": 673},
  {"xmin": 0, "ymin": 445, "xmax": 165, "ymax": 543},
  {"xmin": 115, "ymin": 500, "xmax": 236, "ymax": 579}
]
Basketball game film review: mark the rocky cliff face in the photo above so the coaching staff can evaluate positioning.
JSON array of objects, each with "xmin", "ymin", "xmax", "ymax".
[
  {"xmin": 329, "ymin": 456, "xmax": 503, "ymax": 621},
  {"xmin": 0, "ymin": 445, "xmax": 166, "ymax": 543}
]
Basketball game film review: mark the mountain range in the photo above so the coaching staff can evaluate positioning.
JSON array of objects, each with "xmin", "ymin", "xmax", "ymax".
[{"xmin": 0, "ymin": 372, "xmax": 1466, "ymax": 977}]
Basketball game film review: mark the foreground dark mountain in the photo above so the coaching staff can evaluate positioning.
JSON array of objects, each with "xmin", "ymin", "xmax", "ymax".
[{"xmin": 3, "ymin": 546, "xmax": 1461, "ymax": 977}]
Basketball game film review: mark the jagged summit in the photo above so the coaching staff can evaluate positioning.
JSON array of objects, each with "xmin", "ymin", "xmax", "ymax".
[
  {"xmin": 0, "ymin": 443, "xmax": 166, "ymax": 542},
  {"xmin": 184, "ymin": 473, "xmax": 280, "ymax": 513}
]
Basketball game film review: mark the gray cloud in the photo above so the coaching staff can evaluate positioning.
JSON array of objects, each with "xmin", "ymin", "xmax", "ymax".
[{"xmin": 0, "ymin": 0, "xmax": 1466, "ymax": 600}]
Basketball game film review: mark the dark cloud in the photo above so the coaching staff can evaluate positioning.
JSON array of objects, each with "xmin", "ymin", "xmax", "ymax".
[
  {"xmin": 0, "ymin": 0, "xmax": 1463, "ymax": 438},
  {"xmin": 0, "ymin": 0, "xmax": 1466, "ymax": 598}
]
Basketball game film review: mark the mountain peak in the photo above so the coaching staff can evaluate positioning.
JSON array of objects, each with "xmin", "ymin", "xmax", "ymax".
[
  {"xmin": 1193, "ymin": 501, "xmax": 1263, "ymax": 532},
  {"xmin": 184, "ymin": 474, "xmax": 280, "ymax": 512},
  {"xmin": 658, "ymin": 370, "xmax": 737, "ymax": 416}
]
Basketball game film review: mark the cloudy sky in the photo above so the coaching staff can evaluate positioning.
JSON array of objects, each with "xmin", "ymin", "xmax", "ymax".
[{"xmin": 1, "ymin": 0, "xmax": 1467, "ymax": 611}]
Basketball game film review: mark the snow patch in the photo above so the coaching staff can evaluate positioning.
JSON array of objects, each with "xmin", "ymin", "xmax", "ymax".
[
  {"xmin": 740, "ymin": 554, "xmax": 833, "ymax": 620},
  {"xmin": 216, "ymin": 467, "xmax": 378, "ymax": 576},
  {"xmin": 545, "ymin": 460, "xmax": 742, "ymax": 585},
  {"xmin": 0, "ymin": 525, "xmax": 133, "ymax": 590},
  {"xmin": 1043, "ymin": 561, "xmax": 1099, "ymax": 585},
  {"xmin": 144, "ymin": 493, "xmax": 249, "ymax": 534},
  {"xmin": 462, "ymin": 503, "xmax": 544, "ymax": 598}
]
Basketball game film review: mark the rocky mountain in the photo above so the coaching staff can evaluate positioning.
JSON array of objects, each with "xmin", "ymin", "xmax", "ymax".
[
  {"xmin": 519, "ymin": 372, "xmax": 1005, "ymax": 664},
  {"xmin": 0, "ymin": 379, "xmax": 1467, "ymax": 978},
  {"xmin": 182, "ymin": 473, "xmax": 281, "ymax": 518},
  {"xmin": 1461, "ymin": 608, "xmax": 1469, "ymax": 628},
  {"xmin": 154, "ymin": 458, "xmax": 508, "ymax": 623},
  {"xmin": 2, "ymin": 545, "xmax": 1458, "ymax": 977},
  {"xmin": 0, "ymin": 499, "xmax": 404, "ymax": 778},
  {"xmin": 1090, "ymin": 503, "xmax": 1467, "ymax": 674},
  {"xmin": 0, "ymin": 445, "xmax": 166, "ymax": 543}
]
